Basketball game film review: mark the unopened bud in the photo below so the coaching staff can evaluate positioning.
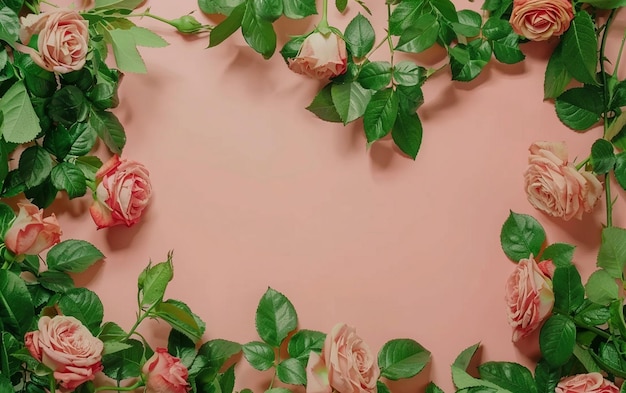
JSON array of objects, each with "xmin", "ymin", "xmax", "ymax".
[{"xmin": 169, "ymin": 15, "xmax": 203, "ymax": 34}]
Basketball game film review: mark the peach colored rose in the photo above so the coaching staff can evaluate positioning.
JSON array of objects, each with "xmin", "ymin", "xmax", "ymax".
[
  {"xmin": 305, "ymin": 352, "xmax": 331, "ymax": 393},
  {"xmin": 524, "ymin": 141, "xmax": 603, "ymax": 221},
  {"xmin": 5, "ymin": 201, "xmax": 62, "ymax": 255},
  {"xmin": 323, "ymin": 323, "xmax": 379, "ymax": 393},
  {"xmin": 510, "ymin": 0, "xmax": 573, "ymax": 41},
  {"xmin": 24, "ymin": 316, "xmax": 103, "ymax": 391},
  {"xmin": 89, "ymin": 155, "xmax": 152, "ymax": 229},
  {"xmin": 537, "ymin": 259, "xmax": 555, "ymax": 279},
  {"xmin": 288, "ymin": 31, "xmax": 347, "ymax": 80},
  {"xmin": 556, "ymin": 373, "xmax": 619, "ymax": 393},
  {"xmin": 505, "ymin": 257, "xmax": 554, "ymax": 342},
  {"xmin": 17, "ymin": 10, "xmax": 89, "ymax": 73},
  {"xmin": 142, "ymin": 348, "xmax": 190, "ymax": 393}
]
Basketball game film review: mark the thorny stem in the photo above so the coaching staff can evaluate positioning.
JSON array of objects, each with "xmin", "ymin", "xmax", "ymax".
[
  {"xmin": 126, "ymin": 12, "xmax": 213, "ymax": 32},
  {"xmin": 575, "ymin": 156, "xmax": 590, "ymax": 171},
  {"xmin": 317, "ymin": 0, "xmax": 330, "ymax": 33}
]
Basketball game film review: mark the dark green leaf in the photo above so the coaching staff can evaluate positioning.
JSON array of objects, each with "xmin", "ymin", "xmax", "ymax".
[
  {"xmin": 555, "ymin": 86, "xmax": 604, "ymax": 131},
  {"xmin": 88, "ymin": 109, "xmax": 126, "ymax": 154},
  {"xmin": 392, "ymin": 111, "xmax": 422, "ymax": 159},
  {"xmin": 48, "ymin": 86, "xmax": 89, "ymax": 127},
  {"xmin": 358, "ymin": 61, "xmax": 392, "ymax": 90},
  {"xmin": 0, "ymin": 6, "xmax": 19, "ymax": 45},
  {"xmin": 68, "ymin": 122, "xmax": 98, "ymax": 156},
  {"xmin": 425, "ymin": 383, "xmax": 445, "ymax": 393},
  {"xmin": 50, "ymin": 163, "xmax": 87, "ymax": 199},
  {"xmin": 198, "ymin": 0, "xmax": 245, "ymax": 15},
  {"xmin": 277, "ymin": 358, "xmax": 307, "ymax": 385},
  {"xmin": 336, "ymin": 0, "xmax": 347, "ymax": 12},
  {"xmin": 43, "ymin": 125, "xmax": 72, "ymax": 160},
  {"xmin": 151, "ymin": 299, "xmax": 205, "ymax": 343},
  {"xmin": 209, "ymin": 3, "xmax": 246, "ymax": 47},
  {"xmin": 452, "ymin": 10, "xmax": 481, "ymax": 37},
  {"xmin": 0, "ymin": 270, "xmax": 34, "ymax": 336},
  {"xmin": 344, "ymin": 14, "xmax": 375, "ymax": 58},
  {"xmin": 331, "ymin": 81, "xmax": 372, "ymax": 124},
  {"xmin": 582, "ymin": 0, "xmax": 626, "ymax": 8},
  {"xmin": 540, "ymin": 243, "xmax": 575, "ymax": 267},
  {"xmin": 242, "ymin": 341, "xmax": 275, "ymax": 371},
  {"xmin": 614, "ymin": 152, "xmax": 626, "ymax": 190},
  {"xmin": 500, "ymin": 211, "xmax": 546, "ymax": 262},
  {"xmin": 396, "ymin": 14, "xmax": 439, "ymax": 53},
  {"xmin": 561, "ymin": 12, "xmax": 598, "ymax": 85},
  {"xmin": 38, "ymin": 270, "xmax": 75, "ymax": 293},
  {"xmin": 47, "ymin": 239, "xmax": 104, "ymax": 273},
  {"xmin": 1, "ymin": 331, "xmax": 22, "ymax": 377},
  {"xmin": 377, "ymin": 338, "xmax": 430, "ymax": 380},
  {"xmin": 482, "ymin": 17, "xmax": 513, "ymax": 40},
  {"xmin": 282, "ymin": 0, "xmax": 316, "ymax": 19},
  {"xmin": 539, "ymin": 315, "xmax": 576, "ymax": 367},
  {"xmin": 449, "ymin": 40, "xmax": 492, "ymax": 82},
  {"xmin": 19, "ymin": 146, "xmax": 53, "ymax": 189},
  {"xmin": 597, "ymin": 226, "xmax": 626, "ymax": 278},
  {"xmin": 58, "ymin": 288, "xmax": 104, "ymax": 334},
  {"xmin": 253, "ymin": 0, "xmax": 283, "ymax": 21},
  {"xmin": 255, "ymin": 287, "xmax": 297, "ymax": 347},
  {"xmin": 196, "ymin": 339, "xmax": 242, "ymax": 378},
  {"xmin": 23, "ymin": 178, "xmax": 58, "ymax": 208},
  {"xmin": 544, "ymin": 43, "xmax": 572, "ymax": 99},
  {"xmin": 306, "ymin": 84, "xmax": 342, "ymax": 122},
  {"xmin": 364, "ymin": 88, "xmax": 398, "ymax": 143},
  {"xmin": 393, "ymin": 61, "xmax": 424, "ymax": 86},
  {"xmin": 389, "ymin": 0, "xmax": 424, "ymax": 35},
  {"xmin": 478, "ymin": 362, "xmax": 537, "ymax": 393},
  {"xmin": 287, "ymin": 329, "xmax": 326, "ymax": 361},
  {"xmin": 279, "ymin": 35, "xmax": 305, "ymax": 63},
  {"xmin": 396, "ymin": 84, "xmax": 424, "ymax": 114},
  {"xmin": 534, "ymin": 359, "xmax": 560, "ymax": 393},
  {"xmin": 574, "ymin": 301, "xmax": 611, "ymax": 325},
  {"xmin": 241, "ymin": 3, "xmax": 276, "ymax": 59},
  {"xmin": 590, "ymin": 138, "xmax": 615, "ymax": 174},
  {"xmin": 168, "ymin": 329, "xmax": 197, "ymax": 368},
  {"xmin": 16, "ymin": 54, "xmax": 56, "ymax": 98},
  {"xmin": 492, "ymin": 34, "xmax": 525, "ymax": 64},
  {"xmin": 552, "ymin": 265, "xmax": 584, "ymax": 313},
  {"xmin": 101, "ymin": 339, "xmax": 144, "ymax": 380},
  {"xmin": 0, "ymin": 202, "xmax": 15, "ymax": 238}
]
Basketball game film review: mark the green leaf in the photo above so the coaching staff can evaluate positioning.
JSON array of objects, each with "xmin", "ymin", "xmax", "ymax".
[
  {"xmin": 539, "ymin": 315, "xmax": 575, "ymax": 367},
  {"xmin": 199, "ymin": 0, "xmax": 245, "ymax": 15},
  {"xmin": 277, "ymin": 358, "xmax": 307, "ymax": 385},
  {"xmin": 449, "ymin": 40, "xmax": 492, "ymax": 82},
  {"xmin": 50, "ymin": 163, "xmax": 87, "ymax": 199},
  {"xmin": 590, "ymin": 138, "xmax": 615, "ymax": 174},
  {"xmin": 241, "ymin": 2, "xmax": 276, "ymax": 59},
  {"xmin": 209, "ymin": 3, "xmax": 245, "ymax": 47},
  {"xmin": 152, "ymin": 299, "xmax": 205, "ymax": 343},
  {"xmin": 128, "ymin": 26, "xmax": 168, "ymax": 47},
  {"xmin": 614, "ymin": 152, "xmax": 626, "ymax": 190},
  {"xmin": 282, "ymin": 0, "xmax": 316, "ymax": 19},
  {"xmin": 0, "ymin": 6, "xmax": 19, "ymax": 45},
  {"xmin": 452, "ymin": 10, "xmax": 481, "ymax": 37},
  {"xmin": 393, "ymin": 61, "xmax": 424, "ymax": 87},
  {"xmin": 197, "ymin": 339, "xmax": 242, "ymax": 378},
  {"xmin": 344, "ymin": 14, "xmax": 375, "ymax": 58},
  {"xmin": 396, "ymin": 14, "xmax": 439, "ymax": 53},
  {"xmin": 287, "ymin": 329, "xmax": 326, "ymax": 361},
  {"xmin": 48, "ymin": 85, "xmax": 89, "ymax": 126},
  {"xmin": 396, "ymin": 84, "xmax": 424, "ymax": 114},
  {"xmin": 0, "ymin": 202, "xmax": 15, "ymax": 238},
  {"xmin": 168, "ymin": 329, "xmax": 197, "ymax": 368},
  {"xmin": 500, "ymin": 211, "xmax": 546, "ymax": 262},
  {"xmin": 574, "ymin": 301, "xmax": 611, "ymax": 326},
  {"xmin": 101, "ymin": 339, "xmax": 144, "ymax": 380},
  {"xmin": 358, "ymin": 61, "xmax": 392, "ymax": 90},
  {"xmin": 94, "ymin": 0, "xmax": 144, "ymax": 9},
  {"xmin": 19, "ymin": 146, "xmax": 53, "ymax": 189},
  {"xmin": 58, "ymin": 287, "xmax": 104, "ymax": 334},
  {"xmin": 306, "ymin": 84, "xmax": 342, "ymax": 123},
  {"xmin": 75, "ymin": 156, "xmax": 103, "ymax": 180},
  {"xmin": 0, "ymin": 270, "xmax": 34, "ymax": 336},
  {"xmin": 451, "ymin": 344, "xmax": 505, "ymax": 391},
  {"xmin": 552, "ymin": 265, "xmax": 584, "ymax": 313},
  {"xmin": 544, "ymin": 43, "xmax": 572, "ymax": 99},
  {"xmin": 279, "ymin": 35, "xmax": 305, "ymax": 62},
  {"xmin": 336, "ymin": 0, "xmax": 347, "ymax": 12},
  {"xmin": 478, "ymin": 362, "xmax": 537, "ymax": 393},
  {"xmin": 597, "ymin": 226, "xmax": 626, "ymax": 278},
  {"xmin": 377, "ymin": 338, "xmax": 431, "ymax": 380},
  {"xmin": 140, "ymin": 258, "xmax": 174, "ymax": 307},
  {"xmin": 98, "ymin": 322, "xmax": 128, "ymax": 342},
  {"xmin": 561, "ymin": 12, "xmax": 598, "ymax": 85},
  {"xmin": 220, "ymin": 364, "xmax": 236, "ymax": 393},
  {"xmin": 253, "ymin": 0, "xmax": 283, "ymax": 22},
  {"xmin": 492, "ymin": 34, "xmax": 525, "ymax": 64},
  {"xmin": 582, "ymin": 0, "xmax": 626, "ymax": 8},
  {"xmin": 539, "ymin": 243, "xmax": 575, "ymax": 267},
  {"xmin": 392, "ymin": 111, "xmax": 422, "ymax": 159},
  {"xmin": 16, "ymin": 54, "xmax": 56, "ymax": 98},
  {"xmin": 592, "ymin": 342, "xmax": 626, "ymax": 378},
  {"xmin": 242, "ymin": 341, "xmax": 275, "ymax": 371},
  {"xmin": 534, "ymin": 359, "xmax": 560, "ymax": 393},
  {"xmin": 573, "ymin": 343, "xmax": 601, "ymax": 373},
  {"xmin": 47, "ymin": 240, "xmax": 104, "ymax": 273},
  {"xmin": 89, "ymin": 109, "xmax": 126, "ymax": 154},
  {"xmin": 1, "ymin": 331, "xmax": 22, "ymax": 377},
  {"xmin": 255, "ymin": 288, "xmax": 297, "ymax": 347},
  {"xmin": 555, "ymin": 87, "xmax": 604, "ymax": 131},
  {"xmin": 331, "ymin": 82, "xmax": 373, "ymax": 124},
  {"xmin": 482, "ymin": 17, "xmax": 513, "ymax": 40},
  {"xmin": 38, "ymin": 270, "xmax": 75, "ymax": 293},
  {"xmin": 0, "ymin": 81, "xmax": 41, "ymax": 143},
  {"xmin": 108, "ymin": 28, "xmax": 147, "ymax": 73},
  {"xmin": 364, "ymin": 88, "xmax": 399, "ymax": 143},
  {"xmin": 68, "ymin": 122, "xmax": 98, "ymax": 156},
  {"xmin": 586, "ymin": 269, "xmax": 619, "ymax": 305},
  {"xmin": 43, "ymin": 126, "xmax": 72, "ymax": 161}
]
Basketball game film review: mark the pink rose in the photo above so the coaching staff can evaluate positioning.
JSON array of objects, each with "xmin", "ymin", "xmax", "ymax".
[
  {"xmin": 509, "ymin": 0, "xmax": 573, "ymax": 41},
  {"xmin": 505, "ymin": 257, "xmax": 554, "ymax": 342},
  {"xmin": 288, "ymin": 31, "xmax": 347, "ymax": 80},
  {"xmin": 305, "ymin": 352, "xmax": 331, "ymax": 393},
  {"xmin": 323, "ymin": 323, "xmax": 379, "ymax": 393},
  {"xmin": 537, "ymin": 259, "xmax": 555, "ymax": 279},
  {"xmin": 24, "ymin": 316, "xmax": 103, "ymax": 390},
  {"xmin": 142, "ymin": 348, "xmax": 190, "ymax": 393},
  {"xmin": 17, "ymin": 10, "xmax": 89, "ymax": 73},
  {"xmin": 89, "ymin": 155, "xmax": 152, "ymax": 229},
  {"xmin": 5, "ymin": 201, "xmax": 62, "ymax": 255},
  {"xmin": 524, "ymin": 141, "xmax": 603, "ymax": 221},
  {"xmin": 556, "ymin": 373, "xmax": 619, "ymax": 393}
]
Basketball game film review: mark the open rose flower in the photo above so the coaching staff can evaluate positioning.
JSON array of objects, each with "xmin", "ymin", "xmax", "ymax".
[
  {"xmin": 323, "ymin": 323, "xmax": 379, "ymax": 393},
  {"xmin": 509, "ymin": 0, "xmax": 573, "ymax": 41},
  {"xmin": 24, "ymin": 316, "xmax": 103, "ymax": 391},
  {"xmin": 5, "ymin": 201, "xmax": 62, "ymax": 255},
  {"xmin": 524, "ymin": 141, "xmax": 603, "ymax": 221},
  {"xmin": 288, "ymin": 31, "xmax": 347, "ymax": 80},
  {"xmin": 142, "ymin": 348, "xmax": 190, "ymax": 393},
  {"xmin": 556, "ymin": 373, "xmax": 619, "ymax": 393},
  {"xmin": 305, "ymin": 352, "xmax": 331, "ymax": 393},
  {"xmin": 89, "ymin": 155, "xmax": 152, "ymax": 229},
  {"xmin": 17, "ymin": 9, "xmax": 89, "ymax": 73},
  {"xmin": 505, "ymin": 257, "xmax": 554, "ymax": 342}
]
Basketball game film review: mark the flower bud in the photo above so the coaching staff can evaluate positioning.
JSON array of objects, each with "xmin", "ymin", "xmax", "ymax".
[{"xmin": 169, "ymin": 15, "xmax": 203, "ymax": 34}]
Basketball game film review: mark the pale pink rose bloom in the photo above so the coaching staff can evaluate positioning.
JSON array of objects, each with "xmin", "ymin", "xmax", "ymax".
[
  {"xmin": 556, "ymin": 373, "xmax": 619, "ymax": 393},
  {"xmin": 17, "ymin": 10, "xmax": 89, "ymax": 73},
  {"xmin": 288, "ymin": 32, "xmax": 347, "ymax": 80},
  {"xmin": 24, "ymin": 316, "xmax": 103, "ymax": 391},
  {"xmin": 323, "ymin": 323, "xmax": 379, "ymax": 393},
  {"xmin": 5, "ymin": 201, "xmax": 62, "ymax": 255},
  {"xmin": 305, "ymin": 351, "xmax": 331, "ymax": 393},
  {"xmin": 89, "ymin": 155, "xmax": 152, "ymax": 229},
  {"xmin": 524, "ymin": 141, "xmax": 603, "ymax": 221},
  {"xmin": 142, "ymin": 348, "xmax": 190, "ymax": 393},
  {"xmin": 537, "ymin": 259, "xmax": 556, "ymax": 279},
  {"xmin": 505, "ymin": 257, "xmax": 554, "ymax": 342},
  {"xmin": 510, "ymin": 0, "xmax": 573, "ymax": 41}
]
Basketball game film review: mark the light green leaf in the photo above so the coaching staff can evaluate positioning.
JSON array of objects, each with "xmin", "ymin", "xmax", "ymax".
[
  {"xmin": 139, "ymin": 257, "xmax": 174, "ymax": 307},
  {"xmin": 306, "ymin": 84, "xmax": 342, "ymax": 123},
  {"xmin": 597, "ymin": 227, "xmax": 626, "ymax": 278},
  {"xmin": 336, "ymin": 0, "xmax": 347, "ymax": 12},
  {"xmin": 152, "ymin": 299, "xmax": 205, "ymax": 343},
  {"xmin": 101, "ymin": 339, "xmax": 144, "ymax": 379},
  {"xmin": 573, "ymin": 343, "xmax": 601, "ymax": 373},
  {"xmin": 128, "ymin": 26, "xmax": 168, "ymax": 48},
  {"xmin": 255, "ymin": 288, "xmax": 298, "ymax": 347},
  {"xmin": 451, "ymin": 10, "xmax": 481, "ymax": 37},
  {"xmin": 364, "ymin": 88, "xmax": 399, "ymax": 143},
  {"xmin": 108, "ymin": 28, "xmax": 147, "ymax": 73},
  {"xmin": 94, "ymin": 0, "xmax": 144, "ymax": 9},
  {"xmin": 331, "ymin": 82, "xmax": 373, "ymax": 124},
  {"xmin": 377, "ymin": 338, "xmax": 431, "ymax": 380},
  {"xmin": 199, "ymin": 0, "xmax": 245, "ymax": 15},
  {"xmin": 561, "ymin": 12, "xmax": 598, "ymax": 85},
  {"xmin": 586, "ymin": 269, "xmax": 619, "ymax": 305},
  {"xmin": 540, "ymin": 243, "xmax": 575, "ymax": 267},
  {"xmin": 539, "ymin": 315, "xmax": 576, "ymax": 367},
  {"xmin": 425, "ymin": 383, "xmax": 445, "ymax": 393},
  {"xmin": 89, "ymin": 109, "xmax": 126, "ymax": 154},
  {"xmin": 393, "ymin": 61, "xmax": 424, "ymax": 86},
  {"xmin": 197, "ymin": 339, "xmax": 242, "ymax": 377},
  {"xmin": 500, "ymin": 211, "xmax": 546, "ymax": 262},
  {"xmin": 47, "ymin": 239, "xmax": 104, "ymax": 273},
  {"xmin": 0, "ymin": 7, "xmax": 19, "ymax": 45},
  {"xmin": 75, "ymin": 156, "xmax": 103, "ymax": 180},
  {"xmin": 580, "ymin": 0, "xmax": 626, "ymax": 10},
  {"xmin": 555, "ymin": 87, "xmax": 604, "ymax": 131},
  {"xmin": 0, "ymin": 81, "xmax": 41, "ymax": 143}
]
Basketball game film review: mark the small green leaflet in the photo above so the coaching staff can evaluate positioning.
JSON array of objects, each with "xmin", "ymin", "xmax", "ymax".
[{"xmin": 108, "ymin": 27, "xmax": 168, "ymax": 73}]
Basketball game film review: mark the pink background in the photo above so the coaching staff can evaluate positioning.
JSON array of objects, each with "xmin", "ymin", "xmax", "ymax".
[{"xmin": 48, "ymin": 0, "xmax": 626, "ymax": 391}]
